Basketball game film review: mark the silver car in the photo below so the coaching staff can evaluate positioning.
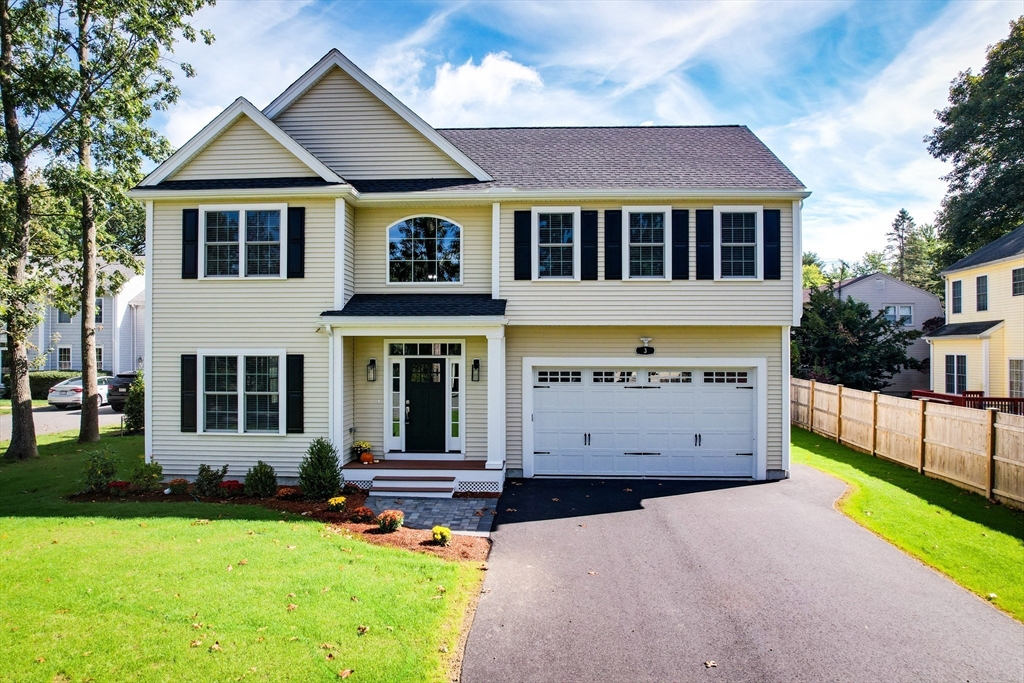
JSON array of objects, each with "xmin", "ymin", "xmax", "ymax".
[{"xmin": 47, "ymin": 377, "xmax": 111, "ymax": 409}]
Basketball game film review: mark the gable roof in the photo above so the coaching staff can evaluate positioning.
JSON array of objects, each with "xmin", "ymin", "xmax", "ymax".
[
  {"xmin": 943, "ymin": 225, "xmax": 1024, "ymax": 274},
  {"xmin": 138, "ymin": 98, "xmax": 344, "ymax": 187},
  {"xmin": 263, "ymin": 50, "xmax": 492, "ymax": 182},
  {"xmin": 801, "ymin": 271, "xmax": 939, "ymax": 304}
]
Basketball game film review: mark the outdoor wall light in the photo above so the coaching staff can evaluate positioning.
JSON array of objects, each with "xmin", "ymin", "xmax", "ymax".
[
  {"xmin": 472, "ymin": 358, "xmax": 480, "ymax": 382},
  {"xmin": 367, "ymin": 358, "xmax": 377, "ymax": 382}
]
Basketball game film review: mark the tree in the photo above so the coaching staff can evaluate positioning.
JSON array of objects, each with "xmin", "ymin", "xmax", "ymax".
[
  {"xmin": 802, "ymin": 252, "xmax": 826, "ymax": 289},
  {"xmin": 848, "ymin": 251, "xmax": 889, "ymax": 277},
  {"xmin": 44, "ymin": 0, "xmax": 212, "ymax": 442},
  {"xmin": 792, "ymin": 284, "xmax": 923, "ymax": 391},
  {"xmin": 887, "ymin": 209, "xmax": 915, "ymax": 281},
  {"xmin": 926, "ymin": 17, "xmax": 1024, "ymax": 267}
]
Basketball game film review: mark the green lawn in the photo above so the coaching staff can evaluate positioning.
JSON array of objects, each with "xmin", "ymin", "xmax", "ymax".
[
  {"xmin": 0, "ymin": 398, "xmax": 49, "ymax": 414},
  {"xmin": 0, "ymin": 429, "xmax": 483, "ymax": 682},
  {"xmin": 792, "ymin": 427, "xmax": 1024, "ymax": 621}
]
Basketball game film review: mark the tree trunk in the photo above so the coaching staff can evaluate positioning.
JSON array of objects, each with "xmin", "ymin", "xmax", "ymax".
[
  {"xmin": 1, "ymin": 0, "xmax": 38, "ymax": 460},
  {"xmin": 77, "ymin": 4, "xmax": 99, "ymax": 443}
]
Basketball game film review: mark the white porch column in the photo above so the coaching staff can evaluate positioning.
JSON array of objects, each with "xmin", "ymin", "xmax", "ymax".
[
  {"xmin": 329, "ymin": 328, "xmax": 345, "ymax": 450},
  {"xmin": 486, "ymin": 329, "xmax": 506, "ymax": 469},
  {"xmin": 982, "ymin": 338, "xmax": 990, "ymax": 395}
]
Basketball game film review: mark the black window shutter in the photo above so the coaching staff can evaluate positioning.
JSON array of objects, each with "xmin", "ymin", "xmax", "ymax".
[
  {"xmin": 672, "ymin": 209, "xmax": 689, "ymax": 280},
  {"xmin": 604, "ymin": 210, "xmax": 622, "ymax": 280},
  {"xmin": 286, "ymin": 354, "xmax": 304, "ymax": 434},
  {"xmin": 763, "ymin": 209, "xmax": 781, "ymax": 280},
  {"xmin": 287, "ymin": 207, "xmax": 305, "ymax": 278},
  {"xmin": 581, "ymin": 210, "xmax": 598, "ymax": 280},
  {"xmin": 696, "ymin": 209, "xmax": 714, "ymax": 280},
  {"xmin": 514, "ymin": 210, "xmax": 531, "ymax": 280},
  {"xmin": 181, "ymin": 354, "xmax": 197, "ymax": 432},
  {"xmin": 182, "ymin": 209, "xmax": 199, "ymax": 279}
]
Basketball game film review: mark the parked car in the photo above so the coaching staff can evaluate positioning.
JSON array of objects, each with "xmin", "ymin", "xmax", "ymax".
[
  {"xmin": 47, "ymin": 377, "xmax": 111, "ymax": 409},
  {"xmin": 107, "ymin": 372, "xmax": 138, "ymax": 413}
]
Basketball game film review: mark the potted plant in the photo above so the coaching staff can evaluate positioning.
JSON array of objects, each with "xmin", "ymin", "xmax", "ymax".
[{"xmin": 352, "ymin": 440, "xmax": 374, "ymax": 464}]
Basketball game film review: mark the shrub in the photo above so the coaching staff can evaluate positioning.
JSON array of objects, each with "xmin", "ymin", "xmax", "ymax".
[
  {"xmin": 130, "ymin": 460, "xmax": 163, "ymax": 493},
  {"xmin": 168, "ymin": 478, "xmax": 189, "ymax": 495},
  {"xmin": 194, "ymin": 464, "xmax": 228, "ymax": 497},
  {"xmin": 218, "ymin": 480, "xmax": 245, "ymax": 498},
  {"xmin": 351, "ymin": 506, "xmax": 375, "ymax": 523},
  {"xmin": 123, "ymin": 371, "xmax": 145, "ymax": 434},
  {"xmin": 342, "ymin": 482, "xmax": 362, "ymax": 495},
  {"xmin": 432, "ymin": 526, "xmax": 452, "ymax": 546},
  {"xmin": 107, "ymin": 480, "xmax": 131, "ymax": 496},
  {"xmin": 244, "ymin": 460, "xmax": 278, "ymax": 499},
  {"xmin": 326, "ymin": 496, "xmax": 347, "ymax": 512},
  {"xmin": 376, "ymin": 510, "xmax": 404, "ymax": 533},
  {"xmin": 80, "ymin": 450, "xmax": 119, "ymax": 493},
  {"xmin": 298, "ymin": 437, "xmax": 341, "ymax": 501}
]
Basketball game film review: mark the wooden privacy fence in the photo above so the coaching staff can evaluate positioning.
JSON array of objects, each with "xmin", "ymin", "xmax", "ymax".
[{"xmin": 791, "ymin": 378, "xmax": 1024, "ymax": 510}]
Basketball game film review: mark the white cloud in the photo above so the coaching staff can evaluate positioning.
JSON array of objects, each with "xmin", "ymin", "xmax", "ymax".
[{"xmin": 163, "ymin": 102, "xmax": 225, "ymax": 148}]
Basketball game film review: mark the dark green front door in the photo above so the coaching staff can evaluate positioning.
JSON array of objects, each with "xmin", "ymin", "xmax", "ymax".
[{"xmin": 405, "ymin": 359, "xmax": 446, "ymax": 452}]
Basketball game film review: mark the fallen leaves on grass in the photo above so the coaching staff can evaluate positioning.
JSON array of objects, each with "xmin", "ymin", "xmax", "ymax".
[
  {"xmin": 357, "ymin": 625, "xmax": 369, "ymax": 636},
  {"xmin": 326, "ymin": 653, "xmax": 335, "ymax": 661},
  {"xmin": 350, "ymin": 596, "xmax": 359, "ymax": 602},
  {"xmin": 338, "ymin": 670, "xmax": 354, "ymax": 679},
  {"xmin": 209, "ymin": 642, "xmax": 221, "ymax": 652},
  {"xmin": 286, "ymin": 545, "xmax": 297, "ymax": 550},
  {"xmin": 191, "ymin": 519, "xmax": 210, "ymax": 526},
  {"xmin": 34, "ymin": 657, "xmax": 44, "ymax": 663},
  {"xmin": 189, "ymin": 640, "xmax": 202, "ymax": 648},
  {"xmin": 226, "ymin": 565, "xmax": 233, "ymax": 571},
  {"xmin": 286, "ymin": 604, "xmax": 297, "ymax": 612}
]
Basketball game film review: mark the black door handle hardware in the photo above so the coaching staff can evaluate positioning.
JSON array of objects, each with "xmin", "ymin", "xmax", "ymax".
[
  {"xmin": 534, "ymin": 451, "xmax": 550, "ymax": 455},
  {"xmin": 699, "ymin": 433, "xmax": 702, "ymax": 447},
  {"xmin": 736, "ymin": 452, "xmax": 753, "ymax": 456}
]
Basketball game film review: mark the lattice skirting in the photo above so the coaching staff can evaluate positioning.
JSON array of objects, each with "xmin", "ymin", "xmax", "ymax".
[
  {"xmin": 457, "ymin": 480, "xmax": 501, "ymax": 493},
  {"xmin": 343, "ymin": 479, "xmax": 373, "ymax": 490}
]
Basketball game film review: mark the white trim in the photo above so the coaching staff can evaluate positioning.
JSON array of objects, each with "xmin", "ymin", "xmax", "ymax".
[
  {"xmin": 262, "ymin": 50, "xmax": 492, "ymax": 182},
  {"xmin": 333, "ymin": 331, "xmax": 345, "ymax": 449},
  {"xmin": 792, "ymin": 200, "xmax": 803, "ymax": 326},
  {"xmin": 713, "ymin": 205, "xmax": 764, "ymax": 281},
  {"xmin": 1009, "ymin": 358, "xmax": 1024, "ymax": 399},
  {"xmin": 322, "ymin": 320, "xmax": 507, "ymax": 337},
  {"xmin": 94, "ymin": 345, "xmax": 105, "ymax": 373},
  {"xmin": 383, "ymin": 214, "xmax": 465, "ymax": 286},
  {"xmin": 923, "ymin": 320, "xmax": 1004, "ymax": 340},
  {"xmin": 492, "ymin": 202, "xmax": 501, "ymax": 299},
  {"xmin": 198, "ymin": 203, "xmax": 288, "ymax": 280},
  {"xmin": 139, "ymin": 98, "xmax": 344, "ymax": 186},
  {"xmin": 621, "ymin": 205, "xmax": 672, "ymax": 281},
  {"xmin": 57, "ymin": 345, "xmax": 73, "ymax": 371},
  {"xmin": 531, "ymin": 206, "xmax": 582, "ymax": 281},
  {"xmin": 782, "ymin": 326, "xmax": 791, "ymax": 475},
  {"xmin": 520, "ymin": 356, "xmax": 768, "ymax": 480},
  {"xmin": 982, "ymin": 338, "xmax": 990, "ymax": 395},
  {"xmin": 951, "ymin": 279, "xmax": 963, "ymax": 315},
  {"xmin": 196, "ymin": 348, "xmax": 288, "ymax": 436},
  {"xmin": 144, "ymin": 201, "xmax": 153, "ymax": 462},
  {"xmin": 487, "ymin": 331, "xmax": 506, "ymax": 470},
  {"xmin": 335, "ymin": 198, "xmax": 347, "ymax": 309}
]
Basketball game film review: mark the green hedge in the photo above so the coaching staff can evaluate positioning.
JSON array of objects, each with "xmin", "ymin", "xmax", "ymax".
[{"xmin": 2, "ymin": 371, "xmax": 84, "ymax": 400}]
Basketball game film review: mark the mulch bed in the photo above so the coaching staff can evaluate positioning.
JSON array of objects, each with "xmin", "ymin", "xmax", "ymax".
[{"xmin": 67, "ymin": 487, "xmax": 491, "ymax": 563}]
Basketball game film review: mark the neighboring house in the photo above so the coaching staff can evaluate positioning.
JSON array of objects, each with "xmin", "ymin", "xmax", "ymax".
[
  {"xmin": 802, "ymin": 272, "xmax": 944, "ymax": 395},
  {"xmin": 924, "ymin": 225, "xmax": 1024, "ymax": 397},
  {"xmin": 129, "ymin": 49, "xmax": 808, "ymax": 495},
  {"xmin": 27, "ymin": 266, "xmax": 147, "ymax": 376}
]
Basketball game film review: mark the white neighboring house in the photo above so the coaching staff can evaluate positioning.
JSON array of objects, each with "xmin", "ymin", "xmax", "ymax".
[
  {"xmin": 26, "ymin": 264, "xmax": 147, "ymax": 376},
  {"xmin": 803, "ymin": 272, "xmax": 944, "ymax": 395}
]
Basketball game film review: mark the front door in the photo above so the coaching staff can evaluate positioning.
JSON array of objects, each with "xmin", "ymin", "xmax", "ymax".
[{"xmin": 405, "ymin": 358, "xmax": 446, "ymax": 452}]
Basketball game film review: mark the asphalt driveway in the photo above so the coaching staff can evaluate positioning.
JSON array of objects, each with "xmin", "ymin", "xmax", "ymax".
[
  {"xmin": 0, "ymin": 404, "xmax": 124, "ymax": 442},
  {"xmin": 462, "ymin": 466, "xmax": 1024, "ymax": 682}
]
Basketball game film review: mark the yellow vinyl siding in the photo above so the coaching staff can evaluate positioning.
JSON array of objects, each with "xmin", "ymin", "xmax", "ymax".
[
  {"xmin": 504, "ymin": 325, "xmax": 785, "ymax": 471},
  {"xmin": 149, "ymin": 198, "xmax": 334, "ymax": 479},
  {"xmin": 273, "ymin": 67, "xmax": 472, "ymax": 180},
  {"xmin": 169, "ymin": 116, "xmax": 318, "ymax": 181},
  {"xmin": 498, "ymin": 202, "xmax": 795, "ymax": 326},
  {"xmin": 930, "ymin": 339, "xmax": 985, "ymax": 393},
  {"xmin": 352, "ymin": 205, "xmax": 491, "ymax": 294}
]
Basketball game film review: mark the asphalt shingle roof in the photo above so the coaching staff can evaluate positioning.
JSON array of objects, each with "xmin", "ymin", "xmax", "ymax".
[
  {"xmin": 323, "ymin": 294, "xmax": 507, "ymax": 317},
  {"xmin": 924, "ymin": 321, "xmax": 1003, "ymax": 338},
  {"xmin": 944, "ymin": 225, "xmax": 1024, "ymax": 273}
]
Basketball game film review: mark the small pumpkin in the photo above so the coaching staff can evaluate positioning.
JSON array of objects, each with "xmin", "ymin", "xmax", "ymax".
[{"xmin": 360, "ymin": 451, "xmax": 374, "ymax": 464}]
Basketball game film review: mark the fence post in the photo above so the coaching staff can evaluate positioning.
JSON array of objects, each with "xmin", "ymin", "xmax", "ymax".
[
  {"xmin": 871, "ymin": 391, "xmax": 879, "ymax": 457},
  {"xmin": 986, "ymin": 407, "xmax": 997, "ymax": 501},
  {"xmin": 918, "ymin": 399, "xmax": 928, "ymax": 474},
  {"xmin": 836, "ymin": 384, "xmax": 844, "ymax": 444},
  {"xmin": 809, "ymin": 380, "xmax": 816, "ymax": 434}
]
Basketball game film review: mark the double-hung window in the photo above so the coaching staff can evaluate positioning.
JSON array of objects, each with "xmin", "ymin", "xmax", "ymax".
[
  {"xmin": 1009, "ymin": 359, "xmax": 1024, "ymax": 398},
  {"xmin": 951, "ymin": 280, "xmax": 962, "ymax": 314},
  {"xmin": 200, "ymin": 350, "xmax": 285, "ymax": 434},
  {"xmin": 94, "ymin": 298, "xmax": 104, "ymax": 324},
  {"xmin": 883, "ymin": 305, "xmax": 913, "ymax": 325},
  {"xmin": 714, "ymin": 206, "xmax": 762, "ymax": 280},
  {"xmin": 622, "ymin": 206, "xmax": 671, "ymax": 280},
  {"xmin": 532, "ymin": 207, "xmax": 580, "ymax": 280},
  {"xmin": 1013, "ymin": 268, "xmax": 1024, "ymax": 296},
  {"xmin": 95, "ymin": 346, "xmax": 104, "ymax": 372},
  {"xmin": 976, "ymin": 275, "xmax": 988, "ymax": 312},
  {"xmin": 58, "ymin": 346, "xmax": 72, "ymax": 371},
  {"xmin": 200, "ymin": 205, "xmax": 286, "ymax": 279},
  {"xmin": 58, "ymin": 309, "xmax": 72, "ymax": 324},
  {"xmin": 945, "ymin": 354, "xmax": 967, "ymax": 394}
]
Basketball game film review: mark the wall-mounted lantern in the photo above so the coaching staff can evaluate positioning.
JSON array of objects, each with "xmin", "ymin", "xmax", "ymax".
[
  {"xmin": 367, "ymin": 358, "xmax": 377, "ymax": 382},
  {"xmin": 471, "ymin": 358, "xmax": 481, "ymax": 382}
]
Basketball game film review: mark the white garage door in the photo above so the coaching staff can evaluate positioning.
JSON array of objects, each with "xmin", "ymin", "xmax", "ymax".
[{"xmin": 532, "ymin": 367, "xmax": 755, "ymax": 477}]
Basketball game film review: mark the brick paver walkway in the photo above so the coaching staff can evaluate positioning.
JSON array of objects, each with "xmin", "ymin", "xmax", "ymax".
[{"xmin": 366, "ymin": 496, "xmax": 496, "ymax": 533}]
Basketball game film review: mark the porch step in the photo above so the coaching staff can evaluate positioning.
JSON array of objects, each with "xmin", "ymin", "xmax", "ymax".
[
  {"xmin": 369, "ymin": 485, "xmax": 454, "ymax": 498},
  {"xmin": 373, "ymin": 475, "xmax": 455, "ymax": 483}
]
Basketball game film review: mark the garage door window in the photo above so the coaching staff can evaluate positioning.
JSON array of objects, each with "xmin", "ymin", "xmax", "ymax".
[
  {"xmin": 537, "ymin": 370, "xmax": 582, "ymax": 383},
  {"xmin": 648, "ymin": 370, "xmax": 692, "ymax": 383},
  {"xmin": 703, "ymin": 371, "xmax": 748, "ymax": 384},
  {"xmin": 593, "ymin": 370, "xmax": 637, "ymax": 383}
]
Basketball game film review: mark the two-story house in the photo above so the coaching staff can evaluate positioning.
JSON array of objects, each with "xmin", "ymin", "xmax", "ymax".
[
  {"xmin": 130, "ymin": 50, "xmax": 808, "ymax": 495},
  {"xmin": 925, "ymin": 225, "xmax": 1024, "ymax": 398},
  {"xmin": 803, "ymin": 272, "xmax": 944, "ymax": 395}
]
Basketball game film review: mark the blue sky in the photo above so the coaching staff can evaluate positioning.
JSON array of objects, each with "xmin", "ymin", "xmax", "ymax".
[{"xmin": 156, "ymin": 0, "xmax": 1022, "ymax": 263}]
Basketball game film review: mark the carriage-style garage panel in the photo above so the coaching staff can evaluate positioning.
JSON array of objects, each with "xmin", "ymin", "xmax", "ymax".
[{"xmin": 522, "ymin": 357, "xmax": 767, "ymax": 479}]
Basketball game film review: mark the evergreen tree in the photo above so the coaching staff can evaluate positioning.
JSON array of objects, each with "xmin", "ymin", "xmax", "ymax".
[{"xmin": 887, "ymin": 209, "xmax": 915, "ymax": 281}]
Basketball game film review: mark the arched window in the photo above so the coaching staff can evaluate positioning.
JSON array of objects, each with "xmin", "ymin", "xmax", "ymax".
[{"xmin": 387, "ymin": 216, "xmax": 461, "ymax": 283}]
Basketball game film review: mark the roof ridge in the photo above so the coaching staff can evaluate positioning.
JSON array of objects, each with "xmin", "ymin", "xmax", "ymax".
[{"xmin": 438, "ymin": 124, "xmax": 746, "ymax": 131}]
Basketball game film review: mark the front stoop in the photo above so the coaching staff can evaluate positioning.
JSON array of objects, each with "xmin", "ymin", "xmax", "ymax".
[{"xmin": 342, "ymin": 459, "xmax": 503, "ymax": 498}]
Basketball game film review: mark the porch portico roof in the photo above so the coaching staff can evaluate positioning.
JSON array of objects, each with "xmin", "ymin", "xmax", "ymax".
[{"xmin": 322, "ymin": 293, "xmax": 507, "ymax": 318}]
